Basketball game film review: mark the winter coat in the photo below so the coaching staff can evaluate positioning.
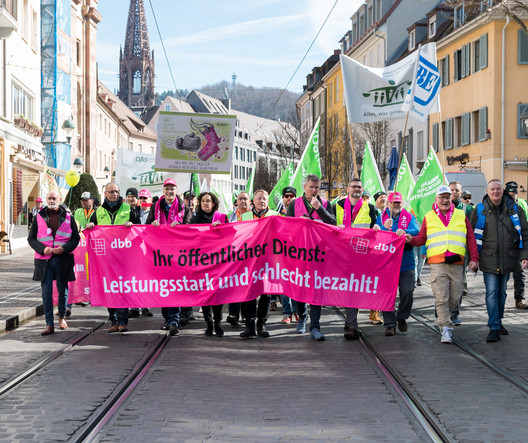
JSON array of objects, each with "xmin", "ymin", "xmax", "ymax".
[
  {"xmin": 27, "ymin": 205, "xmax": 80, "ymax": 282},
  {"xmin": 470, "ymin": 193, "xmax": 528, "ymax": 274}
]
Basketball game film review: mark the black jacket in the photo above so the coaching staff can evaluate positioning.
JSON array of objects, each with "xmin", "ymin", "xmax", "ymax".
[
  {"xmin": 470, "ymin": 193, "xmax": 528, "ymax": 274},
  {"xmin": 286, "ymin": 195, "xmax": 336, "ymax": 225},
  {"xmin": 145, "ymin": 195, "xmax": 191, "ymax": 225},
  {"xmin": 27, "ymin": 205, "xmax": 80, "ymax": 282}
]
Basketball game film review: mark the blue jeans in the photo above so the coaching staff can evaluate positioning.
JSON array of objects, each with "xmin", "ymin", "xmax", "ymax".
[
  {"xmin": 108, "ymin": 308, "xmax": 129, "ymax": 326},
  {"xmin": 41, "ymin": 256, "xmax": 68, "ymax": 326},
  {"xmin": 167, "ymin": 307, "xmax": 181, "ymax": 326},
  {"xmin": 414, "ymin": 247, "xmax": 424, "ymax": 281},
  {"xmin": 483, "ymin": 272, "xmax": 510, "ymax": 330},
  {"xmin": 280, "ymin": 295, "xmax": 297, "ymax": 316},
  {"xmin": 296, "ymin": 302, "xmax": 321, "ymax": 330}
]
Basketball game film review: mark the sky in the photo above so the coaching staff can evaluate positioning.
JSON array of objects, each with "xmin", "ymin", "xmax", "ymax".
[{"xmin": 97, "ymin": 0, "xmax": 364, "ymax": 96}]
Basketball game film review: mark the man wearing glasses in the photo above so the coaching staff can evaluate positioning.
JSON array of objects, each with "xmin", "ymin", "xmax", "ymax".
[
  {"xmin": 277, "ymin": 186, "xmax": 296, "ymax": 216},
  {"xmin": 406, "ymin": 185, "xmax": 479, "ymax": 344},
  {"xmin": 85, "ymin": 182, "xmax": 141, "ymax": 332}
]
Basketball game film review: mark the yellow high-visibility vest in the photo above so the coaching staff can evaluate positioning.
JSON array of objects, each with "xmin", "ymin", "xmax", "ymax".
[{"xmin": 425, "ymin": 208, "xmax": 467, "ymax": 258}]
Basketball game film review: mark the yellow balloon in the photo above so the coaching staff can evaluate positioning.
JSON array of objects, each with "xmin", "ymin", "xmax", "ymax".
[{"xmin": 65, "ymin": 169, "xmax": 80, "ymax": 187}]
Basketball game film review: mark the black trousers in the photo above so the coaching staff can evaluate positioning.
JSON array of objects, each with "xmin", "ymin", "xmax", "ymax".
[
  {"xmin": 242, "ymin": 295, "xmax": 270, "ymax": 327},
  {"xmin": 201, "ymin": 304, "xmax": 223, "ymax": 324},
  {"xmin": 514, "ymin": 261, "xmax": 525, "ymax": 302}
]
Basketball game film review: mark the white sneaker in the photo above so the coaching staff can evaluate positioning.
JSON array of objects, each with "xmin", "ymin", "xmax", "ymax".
[{"xmin": 441, "ymin": 327, "xmax": 453, "ymax": 343}]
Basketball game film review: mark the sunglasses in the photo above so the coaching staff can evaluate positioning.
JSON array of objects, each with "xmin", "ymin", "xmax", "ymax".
[{"xmin": 284, "ymin": 194, "xmax": 295, "ymax": 198}]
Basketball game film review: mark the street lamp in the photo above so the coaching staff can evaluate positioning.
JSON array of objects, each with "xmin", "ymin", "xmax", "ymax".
[
  {"xmin": 73, "ymin": 156, "xmax": 84, "ymax": 172},
  {"xmin": 61, "ymin": 118, "xmax": 75, "ymax": 144}
]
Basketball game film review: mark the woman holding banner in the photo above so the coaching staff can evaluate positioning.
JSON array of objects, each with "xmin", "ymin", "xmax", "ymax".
[{"xmin": 190, "ymin": 192, "xmax": 228, "ymax": 336}]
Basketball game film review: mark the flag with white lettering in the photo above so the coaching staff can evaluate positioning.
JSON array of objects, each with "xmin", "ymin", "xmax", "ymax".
[
  {"xmin": 394, "ymin": 153, "xmax": 415, "ymax": 211},
  {"xmin": 290, "ymin": 118, "xmax": 321, "ymax": 196}
]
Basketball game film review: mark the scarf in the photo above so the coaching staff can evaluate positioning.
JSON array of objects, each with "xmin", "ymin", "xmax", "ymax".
[
  {"xmin": 433, "ymin": 202, "xmax": 454, "ymax": 227},
  {"xmin": 252, "ymin": 207, "xmax": 269, "ymax": 219},
  {"xmin": 381, "ymin": 208, "xmax": 412, "ymax": 230},
  {"xmin": 343, "ymin": 197, "xmax": 364, "ymax": 227},
  {"xmin": 193, "ymin": 208, "xmax": 215, "ymax": 224},
  {"xmin": 155, "ymin": 196, "xmax": 184, "ymax": 225}
]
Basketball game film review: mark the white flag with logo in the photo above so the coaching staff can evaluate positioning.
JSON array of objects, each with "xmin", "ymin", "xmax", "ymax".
[
  {"xmin": 401, "ymin": 43, "xmax": 441, "ymax": 122},
  {"xmin": 341, "ymin": 43, "xmax": 439, "ymax": 123}
]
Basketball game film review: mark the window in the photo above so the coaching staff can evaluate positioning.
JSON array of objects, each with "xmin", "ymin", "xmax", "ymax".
[
  {"xmin": 31, "ymin": 9, "xmax": 38, "ymax": 50},
  {"xmin": 474, "ymin": 34, "xmax": 488, "ymax": 72},
  {"xmin": 429, "ymin": 16, "xmax": 436, "ymax": 38},
  {"xmin": 445, "ymin": 118, "xmax": 453, "ymax": 149},
  {"xmin": 235, "ymin": 146, "xmax": 238, "ymax": 160},
  {"xmin": 138, "ymin": 144, "xmax": 142, "ymax": 153},
  {"xmin": 432, "ymin": 123, "xmax": 439, "ymax": 152},
  {"xmin": 234, "ymin": 165, "xmax": 238, "ymax": 179},
  {"xmin": 454, "ymin": 44, "xmax": 471, "ymax": 81},
  {"xmin": 478, "ymin": 107, "xmax": 488, "ymax": 142},
  {"xmin": 253, "ymin": 151, "xmax": 256, "ymax": 162},
  {"xmin": 76, "ymin": 40, "xmax": 82, "ymax": 67},
  {"xmin": 454, "ymin": 4, "xmax": 465, "ymax": 28},
  {"xmin": 417, "ymin": 131, "xmax": 424, "ymax": 159},
  {"xmin": 461, "ymin": 113, "xmax": 470, "ymax": 146},
  {"xmin": 335, "ymin": 77, "xmax": 339, "ymax": 103},
  {"xmin": 12, "ymin": 84, "xmax": 33, "ymax": 120},
  {"xmin": 440, "ymin": 56, "xmax": 450, "ymax": 87},
  {"xmin": 375, "ymin": 0, "xmax": 382, "ymax": 21},
  {"xmin": 241, "ymin": 167, "xmax": 245, "ymax": 180},
  {"xmin": 129, "ymin": 142, "xmax": 133, "ymax": 150},
  {"xmin": 22, "ymin": 0, "xmax": 29, "ymax": 42},
  {"xmin": 133, "ymin": 71, "xmax": 141, "ymax": 94},
  {"xmin": 409, "ymin": 30, "xmax": 416, "ymax": 51},
  {"xmin": 367, "ymin": 4, "xmax": 373, "ymax": 28},
  {"xmin": 164, "ymin": 104, "xmax": 171, "ymax": 111},
  {"xmin": 518, "ymin": 104, "xmax": 528, "ymax": 139},
  {"xmin": 519, "ymin": 30, "xmax": 528, "ymax": 64},
  {"xmin": 241, "ymin": 148, "xmax": 245, "ymax": 162},
  {"xmin": 328, "ymin": 82, "xmax": 332, "ymax": 106}
]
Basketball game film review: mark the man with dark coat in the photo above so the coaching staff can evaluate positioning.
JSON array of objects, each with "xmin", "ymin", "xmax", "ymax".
[
  {"xmin": 28, "ymin": 190, "xmax": 80, "ymax": 335},
  {"xmin": 470, "ymin": 179, "xmax": 528, "ymax": 342}
]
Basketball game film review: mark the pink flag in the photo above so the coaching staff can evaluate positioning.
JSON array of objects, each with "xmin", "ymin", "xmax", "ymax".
[{"xmin": 81, "ymin": 217, "xmax": 405, "ymax": 310}]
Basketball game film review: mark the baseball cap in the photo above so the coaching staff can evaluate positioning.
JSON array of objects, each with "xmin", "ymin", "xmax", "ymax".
[
  {"xmin": 362, "ymin": 190, "xmax": 370, "ymax": 197},
  {"xmin": 373, "ymin": 191, "xmax": 387, "ymax": 201},
  {"xmin": 183, "ymin": 190, "xmax": 195, "ymax": 199},
  {"xmin": 163, "ymin": 178, "xmax": 177, "ymax": 187},
  {"xmin": 35, "ymin": 197, "xmax": 43, "ymax": 203},
  {"xmin": 387, "ymin": 191, "xmax": 403, "ymax": 202},
  {"xmin": 462, "ymin": 190, "xmax": 472, "ymax": 198},
  {"xmin": 505, "ymin": 181, "xmax": 518, "ymax": 193},
  {"xmin": 139, "ymin": 189, "xmax": 151, "ymax": 198},
  {"xmin": 126, "ymin": 187, "xmax": 139, "ymax": 198},
  {"xmin": 80, "ymin": 192, "xmax": 92, "ymax": 200},
  {"xmin": 282, "ymin": 186, "xmax": 297, "ymax": 197},
  {"xmin": 436, "ymin": 185, "xmax": 452, "ymax": 196}
]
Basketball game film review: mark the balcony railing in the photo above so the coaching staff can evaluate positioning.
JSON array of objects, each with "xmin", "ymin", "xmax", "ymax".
[{"xmin": 0, "ymin": 0, "xmax": 17, "ymax": 21}]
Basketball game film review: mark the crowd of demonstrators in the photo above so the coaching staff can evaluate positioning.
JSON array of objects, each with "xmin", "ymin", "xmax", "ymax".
[{"xmin": 28, "ymin": 176, "xmax": 528, "ymax": 346}]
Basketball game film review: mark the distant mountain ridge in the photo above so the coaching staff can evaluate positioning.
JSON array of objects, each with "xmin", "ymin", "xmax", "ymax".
[{"xmin": 156, "ymin": 81, "xmax": 300, "ymax": 124}]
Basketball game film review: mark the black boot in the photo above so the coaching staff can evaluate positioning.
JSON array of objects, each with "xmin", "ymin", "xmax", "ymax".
[
  {"xmin": 257, "ymin": 323, "xmax": 270, "ymax": 338},
  {"xmin": 240, "ymin": 319, "xmax": 256, "ymax": 339},
  {"xmin": 214, "ymin": 321, "xmax": 224, "ymax": 337},
  {"xmin": 205, "ymin": 321, "xmax": 214, "ymax": 336}
]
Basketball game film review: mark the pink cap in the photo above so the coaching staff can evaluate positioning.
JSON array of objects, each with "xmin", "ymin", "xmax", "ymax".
[
  {"xmin": 387, "ymin": 191, "xmax": 403, "ymax": 203},
  {"xmin": 139, "ymin": 189, "xmax": 152, "ymax": 198},
  {"xmin": 35, "ymin": 197, "xmax": 43, "ymax": 203},
  {"xmin": 163, "ymin": 178, "xmax": 177, "ymax": 187}
]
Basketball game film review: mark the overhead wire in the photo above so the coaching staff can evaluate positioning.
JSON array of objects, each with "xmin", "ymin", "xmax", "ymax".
[
  {"xmin": 148, "ymin": 0, "xmax": 178, "ymax": 94},
  {"xmin": 266, "ymin": 0, "xmax": 341, "ymax": 123}
]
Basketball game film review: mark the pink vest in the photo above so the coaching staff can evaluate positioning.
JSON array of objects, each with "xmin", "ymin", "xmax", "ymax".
[
  {"xmin": 34, "ymin": 212, "xmax": 73, "ymax": 259},
  {"xmin": 212, "ymin": 211, "xmax": 228, "ymax": 224},
  {"xmin": 294, "ymin": 196, "xmax": 328, "ymax": 220}
]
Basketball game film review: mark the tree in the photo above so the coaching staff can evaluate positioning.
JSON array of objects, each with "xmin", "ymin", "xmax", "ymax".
[{"xmin": 64, "ymin": 173, "xmax": 101, "ymax": 213}]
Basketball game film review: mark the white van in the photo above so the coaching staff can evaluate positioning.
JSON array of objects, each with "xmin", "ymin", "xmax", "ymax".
[{"xmin": 445, "ymin": 171, "xmax": 487, "ymax": 204}]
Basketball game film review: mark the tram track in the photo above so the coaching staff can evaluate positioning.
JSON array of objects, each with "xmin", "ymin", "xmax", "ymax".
[
  {"xmin": 0, "ymin": 321, "xmax": 106, "ymax": 398},
  {"xmin": 73, "ymin": 333, "xmax": 171, "ymax": 443}
]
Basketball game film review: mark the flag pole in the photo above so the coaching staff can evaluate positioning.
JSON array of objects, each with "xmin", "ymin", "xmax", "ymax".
[
  {"xmin": 437, "ymin": 97, "xmax": 446, "ymax": 183},
  {"xmin": 348, "ymin": 122, "xmax": 358, "ymax": 177},
  {"xmin": 394, "ymin": 111, "xmax": 411, "ymax": 190}
]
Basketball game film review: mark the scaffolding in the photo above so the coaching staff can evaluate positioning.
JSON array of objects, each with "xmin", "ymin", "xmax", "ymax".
[{"xmin": 40, "ymin": 0, "xmax": 71, "ymax": 172}]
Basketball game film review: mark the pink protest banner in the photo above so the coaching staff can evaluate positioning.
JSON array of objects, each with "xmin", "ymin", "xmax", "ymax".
[
  {"xmin": 82, "ymin": 217, "xmax": 405, "ymax": 310},
  {"xmin": 53, "ymin": 232, "xmax": 90, "ymax": 305}
]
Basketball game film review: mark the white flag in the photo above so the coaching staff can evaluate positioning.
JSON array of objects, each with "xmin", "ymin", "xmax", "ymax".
[
  {"xmin": 401, "ymin": 43, "xmax": 441, "ymax": 122},
  {"xmin": 341, "ymin": 43, "xmax": 438, "ymax": 123}
]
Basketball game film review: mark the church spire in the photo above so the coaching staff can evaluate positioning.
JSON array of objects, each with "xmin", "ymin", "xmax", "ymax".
[{"xmin": 118, "ymin": 0, "xmax": 155, "ymax": 107}]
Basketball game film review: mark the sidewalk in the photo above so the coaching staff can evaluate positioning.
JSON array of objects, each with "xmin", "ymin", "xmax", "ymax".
[{"xmin": 0, "ymin": 247, "xmax": 42, "ymax": 332}]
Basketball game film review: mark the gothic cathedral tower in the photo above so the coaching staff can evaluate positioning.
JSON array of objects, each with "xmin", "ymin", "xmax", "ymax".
[{"xmin": 118, "ymin": 0, "xmax": 155, "ymax": 107}]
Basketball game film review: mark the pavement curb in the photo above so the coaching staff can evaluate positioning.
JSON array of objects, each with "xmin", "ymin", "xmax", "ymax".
[{"xmin": 0, "ymin": 304, "xmax": 44, "ymax": 332}]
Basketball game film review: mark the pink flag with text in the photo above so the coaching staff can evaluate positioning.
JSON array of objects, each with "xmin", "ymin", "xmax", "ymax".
[{"xmin": 82, "ymin": 217, "xmax": 405, "ymax": 310}]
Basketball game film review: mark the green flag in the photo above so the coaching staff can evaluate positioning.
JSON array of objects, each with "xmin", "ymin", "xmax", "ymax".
[
  {"xmin": 409, "ymin": 148, "xmax": 444, "ymax": 222},
  {"xmin": 330, "ymin": 195, "xmax": 341, "ymax": 206},
  {"xmin": 245, "ymin": 162, "xmax": 256, "ymax": 198},
  {"xmin": 269, "ymin": 162, "xmax": 295, "ymax": 210},
  {"xmin": 290, "ymin": 118, "xmax": 321, "ymax": 196},
  {"xmin": 191, "ymin": 173, "xmax": 200, "ymax": 196},
  {"xmin": 220, "ymin": 186, "xmax": 233, "ymax": 213},
  {"xmin": 394, "ymin": 153, "xmax": 415, "ymax": 211},
  {"xmin": 360, "ymin": 141, "xmax": 385, "ymax": 198}
]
